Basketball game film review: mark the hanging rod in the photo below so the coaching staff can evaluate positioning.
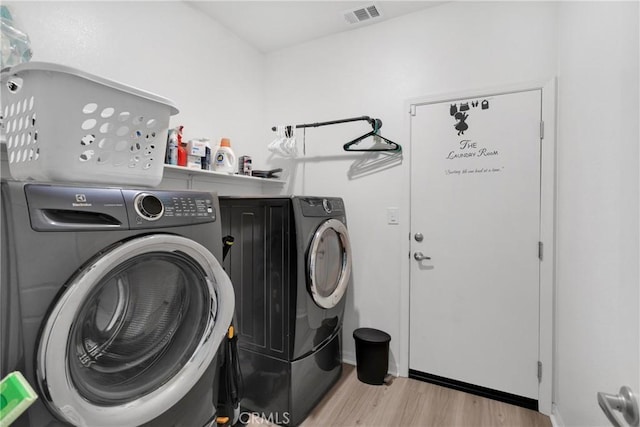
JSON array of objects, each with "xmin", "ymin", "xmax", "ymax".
[
  {"xmin": 271, "ymin": 116, "xmax": 377, "ymax": 132},
  {"xmin": 271, "ymin": 115, "xmax": 401, "ymax": 152}
]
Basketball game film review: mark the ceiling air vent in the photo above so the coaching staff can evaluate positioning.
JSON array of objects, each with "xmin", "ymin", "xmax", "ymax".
[{"xmin": 343, "ymin": 4, "xmax": 382, "ymax": 25}]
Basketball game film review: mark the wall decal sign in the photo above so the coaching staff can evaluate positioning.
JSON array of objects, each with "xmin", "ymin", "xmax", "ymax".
[
  {"xmin": 445, "ymin": 167, "xmax": 503, "ymax": 176},
  {"xmin": 444, "ymin": 138, "xmax": 502, "ymax": 176},
  {"xmin": 453, "ymin": 111, "xmax": 468, "ymax": 135},
  {"xmin": 449, "ymin": 98, "xmax": 490, "ymax": 135},
  {"xmin": 442, "ymin": 98, "xmax": 505, "ymax": 177},
  {"xmin": 446, "ymin": 139, "xmax": 499, "ymax": 160}
]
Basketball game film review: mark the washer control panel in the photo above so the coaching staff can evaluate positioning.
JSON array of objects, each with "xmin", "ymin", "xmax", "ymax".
[
  {"xmin": 24, "ymin": 184, "xmax": 218, "ymax": 231},
  {"xmin": 300, "ymin": 197, "xmax": 345, "ymax": 217},
  {"xmin": 124, "ymin": 189, "xmax": 216, "ymax": 228},
  {"xmin": 161, "ymin": 194, "xmax": 214, "ymax": 219}
]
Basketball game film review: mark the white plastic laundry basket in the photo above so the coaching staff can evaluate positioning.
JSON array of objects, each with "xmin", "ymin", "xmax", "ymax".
[{"xmin": 0, "ymin": 62, "xmax": 179, "ymax": 187}]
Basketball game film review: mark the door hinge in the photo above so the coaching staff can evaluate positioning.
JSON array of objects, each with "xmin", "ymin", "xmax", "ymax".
[
  {"xmin": 538, "ymin": 241, "xmax": 543, "ymax": 261},
  {"xmin": 410, "ymin": 104, "xmax": 417, "ymax": 116},
  {"xmin": 537, "ymin": 361, "xmax": 543, "ymax": 382},
  {"xmin": 540, "ymin": 121, "xmax": 544, "ymax": 140}
]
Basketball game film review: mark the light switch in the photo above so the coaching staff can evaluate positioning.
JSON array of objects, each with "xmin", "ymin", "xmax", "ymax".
[{"xmin": 387, "ymin": 207, "xmax": 399, "ymax": 225}]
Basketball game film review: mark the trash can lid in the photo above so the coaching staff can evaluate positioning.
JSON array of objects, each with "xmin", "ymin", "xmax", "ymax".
[{"xmin": 353, "ymin": 328, "xmax": 391, "ymax": 343}]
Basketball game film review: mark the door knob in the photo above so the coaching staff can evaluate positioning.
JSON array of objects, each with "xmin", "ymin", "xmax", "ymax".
[
  {"xmin": 414, "ymin": 252, "xmax": 431, "ymax": 261},
  {"xmin": 597, "ymin": 386, "xmax": 639, "ymax": 427}
]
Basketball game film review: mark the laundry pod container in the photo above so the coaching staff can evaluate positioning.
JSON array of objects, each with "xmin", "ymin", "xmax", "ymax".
[{"xmin": 353, "ymin": 328, "xmax": 391, "ymax": 385}]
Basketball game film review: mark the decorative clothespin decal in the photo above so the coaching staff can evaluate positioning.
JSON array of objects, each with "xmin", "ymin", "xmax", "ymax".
[{"xmin": 449, "ymin": 99, "xmax": 490, "ymax": 135}]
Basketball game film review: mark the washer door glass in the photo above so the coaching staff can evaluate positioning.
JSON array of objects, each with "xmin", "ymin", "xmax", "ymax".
[
  {"xmin": 37, "ymin": 234, "xmax": 235, "ymax": 427},
  {"xmin": 69, "ymin": 251, "xmax": 208, "ymax": 404},
  {"xmin": 308, "ymin": 219, "xmax": 352, "ymax": 309}
]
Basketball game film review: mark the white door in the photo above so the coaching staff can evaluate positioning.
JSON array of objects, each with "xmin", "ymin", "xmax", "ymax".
[{"xmin": 409, "ymin": 90, "xmax": 542, "ymax": 402}]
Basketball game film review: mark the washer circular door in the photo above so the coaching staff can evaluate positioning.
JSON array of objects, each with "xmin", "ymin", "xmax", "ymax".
[
  {"xmin": 37, "ymin": 234, "xmax": 234, "ymax": 427},
  {"xmin": 308, "ymin": 218, "xmax": 352, "ymax": 309}
]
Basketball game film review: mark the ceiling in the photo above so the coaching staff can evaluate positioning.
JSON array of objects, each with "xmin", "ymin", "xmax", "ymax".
[{"xmin": 186, "ymin": 1, "xmax": 445, "ymax": 53}]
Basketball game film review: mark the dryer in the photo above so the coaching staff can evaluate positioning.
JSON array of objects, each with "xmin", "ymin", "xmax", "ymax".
[
  {"xmin": 220, "ymin": 196, "xmax": 352, "ymax": 426},
  {"xmin": 1, "ymin": 180, "xmax": 235, "ymax": 427}
]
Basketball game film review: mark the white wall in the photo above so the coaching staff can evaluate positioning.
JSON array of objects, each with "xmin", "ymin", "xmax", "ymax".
[
  {"xmin": 4, "ymin": 2, "xmax": 639, "ymax": 426},
  {"xmin": 555, "ymin": 2, "xmax": 639, "ymax": 426},
  {"xmin": 5, "ymin": 1, "xmax": 266, "ymax": 164},
  {"xmin": 265, "ymin": 0, "xmax": 558, "ymax": 378},
  {"xmin": 266, "ymin": 2, "xmax": 640, "ymax": 425}
]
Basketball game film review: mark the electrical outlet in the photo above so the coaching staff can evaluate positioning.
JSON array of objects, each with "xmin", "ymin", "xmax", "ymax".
[{"xmin": 387, "ymin": 207, "xmax": 399, "ymax": 225}]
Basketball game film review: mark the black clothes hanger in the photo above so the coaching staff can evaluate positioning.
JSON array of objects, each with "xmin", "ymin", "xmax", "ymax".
[
  {"xmin": 343, "ymin": 118, "xmax": 401, "ymax": 152},
  {"xmin": 271, "ymin": 116, "xmax": 402, "ymax": 153}
]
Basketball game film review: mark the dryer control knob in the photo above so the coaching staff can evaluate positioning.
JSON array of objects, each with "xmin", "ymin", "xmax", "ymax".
[
  {"xmin": 322, "ymin": 199, "xmax": 333, "ymax": 214},
  {"xmin": 135, "ymin": 193, "xmax": 164, "ymax": 221}
]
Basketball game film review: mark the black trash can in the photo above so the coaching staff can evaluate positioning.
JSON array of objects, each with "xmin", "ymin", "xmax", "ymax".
[{"xmin": 353, "ymin": 328, "xmax": 391, "ymax": 385}]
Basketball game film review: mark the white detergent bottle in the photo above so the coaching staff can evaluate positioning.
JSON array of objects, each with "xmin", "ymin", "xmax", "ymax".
[{"xmin": 213, "ymin": 138, "xmax": 236, "ymax": 173}]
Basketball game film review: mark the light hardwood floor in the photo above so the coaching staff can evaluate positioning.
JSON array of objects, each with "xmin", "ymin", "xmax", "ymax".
[{"xmin": 249, "ymin": 364, "xmax": 552, "ymax": 426}]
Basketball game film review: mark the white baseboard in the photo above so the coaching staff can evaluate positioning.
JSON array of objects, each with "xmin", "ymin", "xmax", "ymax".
[{"xmin": 550, "ymin": 404, "xmax": 565, "ymax": 427}]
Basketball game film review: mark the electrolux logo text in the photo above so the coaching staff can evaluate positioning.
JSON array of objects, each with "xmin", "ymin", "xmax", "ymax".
[
  {"xmin": 239, "ymin": 411, "xmax": 291, "ymax": 425},
  {"xmin": 72, "ymin": 193, "xmax": 92, "ymax": 207}
]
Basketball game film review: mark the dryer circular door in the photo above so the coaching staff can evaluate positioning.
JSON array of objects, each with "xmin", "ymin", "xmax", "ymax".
[
  {"xmin": 36, "ymin": 234, "xmax": 234, "ymax": 427},
  {"xmin": 308, "ymin": 218, "xmax": 352, "ymax": 309}
]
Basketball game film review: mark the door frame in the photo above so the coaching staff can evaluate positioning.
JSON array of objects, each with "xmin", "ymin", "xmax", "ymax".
[{"xmin": 399, "ymin": 79, "xmax": 556, "ymax": 415}]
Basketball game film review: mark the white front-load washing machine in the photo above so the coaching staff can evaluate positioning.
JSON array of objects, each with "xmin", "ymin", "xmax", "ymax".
[{"xmin": 1, "ymin": 180, "xmax": 235, "ymax": 427}]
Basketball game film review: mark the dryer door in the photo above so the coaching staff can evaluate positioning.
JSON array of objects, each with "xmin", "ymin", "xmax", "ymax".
[
  {"xmin": 36, "ymin": 234, "xmax": 234, "ymax": 427},
  {"xmin": 308, "ymin": 218, "xmax": 352, "ymax": 309}
]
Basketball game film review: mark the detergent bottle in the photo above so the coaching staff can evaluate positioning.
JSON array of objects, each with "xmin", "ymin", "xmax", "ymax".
[
  {"xmin": 213, "ymin": 138, "xmax": 236, "ymax": 173},
  {"xmin": 165, "ymin": 128, "xmax": 178, "ymax": 165},
  {"xmin": 176, "ymin": 126, "xmax": 187, "ymax": 167}
]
